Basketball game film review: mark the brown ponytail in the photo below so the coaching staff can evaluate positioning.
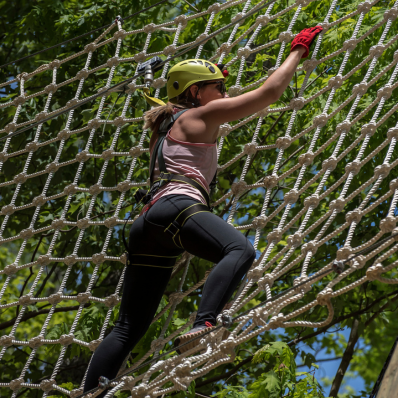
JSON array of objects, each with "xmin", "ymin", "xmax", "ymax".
[{"xmin": 144, "ymin": 102, "xmax": 189, "ymax": 153}]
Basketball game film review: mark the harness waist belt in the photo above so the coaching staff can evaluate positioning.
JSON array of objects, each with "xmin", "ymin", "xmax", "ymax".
[{"xmin": 153, "ymin": 172, "xmax": 210, "ymax": 208}]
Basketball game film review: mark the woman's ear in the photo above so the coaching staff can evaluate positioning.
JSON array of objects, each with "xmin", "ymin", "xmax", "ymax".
[{"xmin": 189, "ymin": 84, "xmax": 198, "ymax": 98}]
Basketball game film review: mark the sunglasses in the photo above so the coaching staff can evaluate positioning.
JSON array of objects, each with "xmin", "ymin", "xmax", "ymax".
[{"xmin": 202, "ymin": 80, "xmax": 227, "ymax": 95}]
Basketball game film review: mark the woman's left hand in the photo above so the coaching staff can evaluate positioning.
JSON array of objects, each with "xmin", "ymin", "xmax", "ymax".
[{"xmin": 291, "ymin": 26, "xmax": 323, "ymax": 58}]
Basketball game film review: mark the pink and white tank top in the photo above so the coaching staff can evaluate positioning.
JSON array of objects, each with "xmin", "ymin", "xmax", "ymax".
[{"xmin": 149, "ymin": 131, "xmax": 218, "ymax": 207}]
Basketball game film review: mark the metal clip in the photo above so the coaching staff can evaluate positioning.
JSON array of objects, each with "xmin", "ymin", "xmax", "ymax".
[
  {"xmin": 332, "ymin": 260, "xmax": 345, "ymax": 274},
  {"xmin": 144, "ymin": 64, "xmax": 154, "ymax": 89},
  {"xmin": 98, "ymin": 376, "xmax": 110, "ymax": 389},
  {"xmin": 221, "ymin": 312, "xmax": 233, "ymax": 328}
]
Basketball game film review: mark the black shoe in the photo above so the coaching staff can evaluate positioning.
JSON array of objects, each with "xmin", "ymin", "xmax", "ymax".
[{"xmin": 174, "ymin": 321, "xmax": 215, "ymax": 354}]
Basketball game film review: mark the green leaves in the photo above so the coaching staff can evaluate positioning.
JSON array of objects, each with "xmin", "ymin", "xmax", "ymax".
[
  {"xmin": 212, "ymin": 385, "xmax": 251, "ymax": 398},
  {"xmin": 1, "ymin": 0, "xmax": 398, "ymax": 396},
  {"xmin": 46, "ymin": 322, "xmax": 70, "ymax": 353},
  {"xmin": 248, "ymin": 342, "xmax": 326, "ymax": 398}
]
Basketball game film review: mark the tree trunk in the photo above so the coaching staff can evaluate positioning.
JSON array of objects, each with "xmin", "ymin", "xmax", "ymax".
[{"xmin": 329, "ymin": 318, "xmax": 361, "ymax": 397}]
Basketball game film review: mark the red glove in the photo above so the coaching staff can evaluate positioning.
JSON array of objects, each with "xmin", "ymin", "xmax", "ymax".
[{"xmin": 291, "ymin": 26, "xmax": 323, "ymax": 58}]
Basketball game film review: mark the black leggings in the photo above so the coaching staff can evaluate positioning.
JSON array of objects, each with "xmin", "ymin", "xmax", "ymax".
[{"xmin": 84, "ymin": 195, "xmax": 255, "ymax": 394}]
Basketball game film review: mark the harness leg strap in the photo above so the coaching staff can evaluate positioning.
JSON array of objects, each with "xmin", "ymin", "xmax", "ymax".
[{"xmin": 164, "ymin": 203, "xmax": 210, "ymax": 248}]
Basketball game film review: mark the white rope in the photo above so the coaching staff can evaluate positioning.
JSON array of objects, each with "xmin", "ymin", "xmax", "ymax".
[{"xmin": 1, "ymin": 0, "xmax": 398, "ymax": 396}]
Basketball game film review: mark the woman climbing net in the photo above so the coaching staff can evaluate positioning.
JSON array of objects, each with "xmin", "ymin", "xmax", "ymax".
[{"xmin": 82, "ymin": 26, "xmax": 323, "ymax": 397}]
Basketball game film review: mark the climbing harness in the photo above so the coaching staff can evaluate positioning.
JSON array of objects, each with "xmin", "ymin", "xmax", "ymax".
[
  {"xmin": 164, "ymin": 202, "xmax": 210, "ymax": 249},
  {"xmin": 133, "ymin": 109, "xmax": 217, "ymax": 208},
  {"xmin": 130, "ymin": 108, "xmax": 218, "ymax": 254}
]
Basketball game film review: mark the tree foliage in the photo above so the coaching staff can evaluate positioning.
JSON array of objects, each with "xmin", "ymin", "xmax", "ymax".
[{"xmin": 1, "ymin": 0, "xmax": 398, "ymax": 397}]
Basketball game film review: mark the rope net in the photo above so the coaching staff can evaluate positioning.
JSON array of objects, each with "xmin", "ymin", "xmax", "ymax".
[{"xmin": 1, "ymin": 0, "xmax": 398, "ymax": 396}]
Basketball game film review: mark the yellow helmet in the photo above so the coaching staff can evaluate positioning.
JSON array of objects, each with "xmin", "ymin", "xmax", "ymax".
[{"xmin": 167, "ymin": 59, "xmax": 226, "ymax": 103}]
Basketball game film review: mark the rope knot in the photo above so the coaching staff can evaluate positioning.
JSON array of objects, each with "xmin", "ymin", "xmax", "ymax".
[
  {"xmin": 104, "ymin": 216, "xmax": 118, "ymax": 229},
  {"xmin": 77, "ymin": 218, "xmax": 90, "ymax": 230},
  {"xmin": 302, "ymin": 58, "xmax": 319, "ymax": 71},
  {"xmin": 243, "ymin": 143, "xmax": 257, "ymax": 156},
  {"xmin": 19, "ymin": 294, "xmax": 34, "ymax": 305},
  {"xmin": 329, "ymin": 197, "xmax": 346, "ymax": 212},
  {"xmin": 4, "ymin": 263, "xmax": 18, "ymax": 275},
  {"xmin": 48, "ymin": 293, "xmax": 63, "ymax": 305},
  {"xmin": 9, "ymin": 378, "xmax": 25, "ymax": 391},
  {"xmin": 59, "ymin": 334, "xmax": 74, "ymax": 346},
  {"xmin": 256, "ymin": 14, "xmax": 270, "ymax": 25},
  {"xmin": 76, "ymin": 292, "xmax": 91, "ymax": 304},
  {"xmin": 0, "ymin": 335, "xmax": 14, "ymax": 347},
  {"xmin": 231, "ymin": 180, "xmax": 247, "ymax": 196},
  {"xmin": 64, "ymin": 254, "xmax": 77, "ymax": 266},
  {"xmin": 374, "ymin": 163, "xmax": 391, "ymax": 179},
  {"xmin": 276, "ymin": 136, "xmax": 292, "ymax": 149},
  {"xmin": 89, "ymin": 183, "xmax": 103, "ymax": 195},
  {"xmin": 287, "ymin": 232, "xmax": 304, "ymax": 248},
  {"xmin": 263, "ymin": 174, "xmax": 278, "ymax": 189},
  {"xmin": 289, "ymin": 97, "xmax": 305, "ymax": 110},
  {"xmin": 19, "ymin": 228, "xmax": 34, "ymax": 239},
  {"xmin": 93, "ymin": 252, "xmax": 106, "ymax": 264},
  {"xmin": 267, "ymin": 228, "xmax": 283, "ymax": 244},
  {"xmin": 345, "ymin": 160, "xmax": 362, "ymax": 175},
  {"xmin": 104, "ymin": 293, "xmax": 120, "ymax": 307},
  {"xmin": 380, "ymin": 216, "xmax": 397, "ymax": 233},
  {"xmin": 88, "ymin": 338, "xmax": 102, "ymax": 352},
  {"xmin": 118, "ymin": 180, "xmax": 133, "ymax": 192},
  {"xmin": 316, "ymin": 288, "xmax": 333, "ymax": 306},
  {"xmin": 64, "ymin": 183, "xmax": 78, "ymax": 195},
  {"xmin": 299, "ymin": 151, "xmax": 315, "ymax": 166},
  {"xmin": 301, "ymin": 241, "xmax": 319, "ymax": 256},
  {"xmin": 1, "ymin": 204, "xmax": 15, "ymax": 216},
  {"xmin": 248, "ymin": 266, "xmax": 264, "ymax": 281},
  {"xmin": 218, "ymin": 123, "xmax": 232, "ymax": 137},
  {"xmin": 14, "ymin": 172, "xmax": 28, "ymax": 184},
  {"xmin": 269, "ymin": 313, "xmax": 285, "ymax": 329},
  {"xmin": 284, "ymin": 189, "xmax": 299, "ymax": 205},
  {"xmin": 40, "ymin": 379, "xmax": 56, "ymax": 392},
  {"xmin": 29, "ymin": 336, "xmax": 44, "ymax": 348},
  {"xmin": 336, "ymin": 246, "xmax": 353, "ymax": 261},
  {"xmin": 257, "ymin": 273, "xmax": 274, "ymax": 290},
  {"xmin": 37, "ymin": 254, "xmax": 51, "ymax": 266},
  {"xmin": 76, "ymin": 149, "xmax": 91, "ymax": 162},
  {"xmin": 345, "ymin": 209, "xmax": 363, "ymax": 224},
  {"xmin": 228, "ymin": 85, "xmax": 242, "ymax": 97},
  {"xmin": 0, "ymin": 151, "xmax": 9, "ymax": 163},
  {"xmin": 366, "ymin": 263, "xmax": 384, "ymax": 281},
  {"xmin": 252, "ymin": 215, "xmax": 268, "ymax": 229}
]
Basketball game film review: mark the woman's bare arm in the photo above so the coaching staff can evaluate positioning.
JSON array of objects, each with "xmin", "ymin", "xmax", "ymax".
[
  {"xmin": 172, "ymin": 47, "xmax": 306, "ymax": 144},
  {"xmin": 199, "ymin": 47, "xmax": 306, "ymax": 127}
]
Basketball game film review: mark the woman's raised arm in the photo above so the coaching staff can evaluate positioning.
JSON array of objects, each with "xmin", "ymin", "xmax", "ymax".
[{"xmin": 198, "ymin": 26, "xmax": 323, "ymax": 129}]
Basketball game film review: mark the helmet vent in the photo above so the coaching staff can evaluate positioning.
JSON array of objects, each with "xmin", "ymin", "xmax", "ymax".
[{"xmin": 173, "ymin": 81, "xmax": 179, "ymax": 89}]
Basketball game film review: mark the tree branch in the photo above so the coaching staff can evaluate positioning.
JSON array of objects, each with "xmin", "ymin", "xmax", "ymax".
[
  {"xmin": 329, "ymin": 317, "xmax": 360, "ymax": 397},
  {"xmin": 0, "ymin": 304, "xmax": 89, "ymax": 332},
  {"xmin": 194, "ymin": 290, "xmax": 398, "ymax": 389},
  {"xmin": 288, "ymin": 289, "xmax": 398, "ymax": 347}
]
